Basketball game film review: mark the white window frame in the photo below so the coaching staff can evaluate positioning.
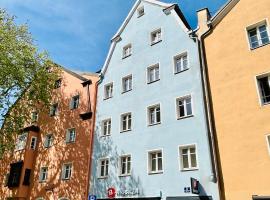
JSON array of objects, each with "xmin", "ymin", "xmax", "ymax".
[
  {"xmin": 123, "ymin": 44, "xmax": 132, "ymax": 58},
  {"xmin": 15, "ymin": 132, "xmax": 28, "ymax": 151},
  {"xmin": 137, "ymin": 6, "xmax": 144, "ymax": 17},
  {"xmin": 31, "ymin": 111, "xmax": 38, "ymax": 122},
  {"xmin": 176, "ymin": 95, "xmax": 193, "ymax": 119},
  {"xmin": 179, "ymin": 144, "xmax": 199, "ymax": 171},
  {"xmin": 246, "ymin": 19, "xmax": 270, "ymax": 49},
  {"xmin": 147, "ymin": 104, "xmax": 161, "ymax": 126},
  {"xmin": 174, "ymin": 52, "xmax": 189, "ymax": 74},
  {"xmin": 61, "ymin": 163, "xmax": 72, "ymax": 180},
  {"xmin": 66, "ymin": 128, "xmax": 76, "ymax": 143},
  {"xmin": 39, "ymin": 166, "xmax": 48, "ymax": 182},
  {"xmin": 120, "ymin": 112, "xmax": 132, "ymax": 132},
  {"xmin": 101, "ymin": 118, "xmax": 111, "ymax": 137},
  {"xmin": 266, "ymin": 134, "xmax": 270, "ymax": 156},
  {"xmin": 147, "ymin": 64, "xmax": 160, "ymax": 84},
  {"xmin": 70, "ymin": 95, "xmax": 80, "ymax": 110},
  {"xmin": 30, "ymin": 136, "xmax": 37, "ymax": 150},
  {"xmin": 104, "ymin": 83, "xmax": 113, "ymax": 100},
  {"xmin": 150, "ymin": 28, "xmax": 162, "ymax": 45},
  {"xmin": 36, "ymin": 198, "xmax": 44, "ymax": 200},
  {"xmin": 122, "ymin": 75, "xmax": 132, "ymax": 93},
  {"xmin": 147, "ymin": 149, "xmax": 163, "ymax": 174},
  {"xmin": 98, "ymin": 158, "xmax": 109, "ymax": 178},
  {"xmin": 255, "ymin": 73, "xmax": 270, "ymax": 106},
  {"xmin": 119, "ymin": 155, "xmax": 131, "ymax": 176},
  {"xmin": 44, "ymin": 134, "xmax": 54, "ymax": 148}
]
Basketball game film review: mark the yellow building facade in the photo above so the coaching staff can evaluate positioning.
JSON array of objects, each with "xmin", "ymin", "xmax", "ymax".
[{"xmin": 197, "ymin": 0, "xmax": 270, "ymax": 200}]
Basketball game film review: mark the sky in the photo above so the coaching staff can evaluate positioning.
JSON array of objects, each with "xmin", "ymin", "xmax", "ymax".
[{"xmin": 0, "ymin": 0, "xmax": 227, "ymax": 73}]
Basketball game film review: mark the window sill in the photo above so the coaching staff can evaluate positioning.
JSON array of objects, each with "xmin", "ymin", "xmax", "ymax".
[
  {"xmin": 98, "ymin": 176, "xmax": 108, "ymax": 179},
  {"xmin": 177, "ymin": 115, "xmax": 194, "ymax": 120},
  {"xmin": 174, "ymin": 68, "xmax": 189, "ymax": 75},
  {"xmin": 61, "ymin": 178, "xmax": 71, "ymax": 181},
  {"xmin": 39, "ymin": 180, "xmax": 47, "ymax": 183},
  {"xmin": 148, "ymin": 122, "xmax": 161, "ymax": 127},
  {"xmin": 151, "ymin": 40, "xmax": 162, "ymax": 46},
  {"xmin": 100, "ymin": 134, "xmax": 111, "ymax": 138},
  {"xmin": 65, "ymin": 141, "xmax": 75, "ymax": 144},
  {"xmin": 122, "ymin": 89, "xmax": 132, "ymax": 94},
  {"xmin": 119, "ymin": 174, "xmax": 131, "ymax": 177},
  {"xmin": 147, "ymin": 79, "xmax": 160, "ymax": 84},
  {"xmin": 122, "ymin": 54, "xmax": 132, "ymax": 59},
  {"xmin": 103, "ymin": 96, "xmax": 113, "ymax": 101},
  {"xmin": 148, "ymin": 171, "xmax": 163, "ymax": 175},
  {"xmin": 250, "ymin": 41, "xmax": 270, "ymax": 50},
  {"xmin": 120, "ymin": 129, "xmax": 132, "ymax": 133},
  {"xmin": 181, "ymin": 168, "xmax": 199, "ymax": 172}
]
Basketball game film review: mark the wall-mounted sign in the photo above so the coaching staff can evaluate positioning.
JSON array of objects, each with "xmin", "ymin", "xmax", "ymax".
[
  {"xmin": 88, "ymin": 195, "xmax": 97, "ymax": 200},
  {"xmin": 108, "ymin": 188, "xmax": 116, "ymax": 199},
  {"xmin": 190, "ymin": 178, "xmax": 199, "ymax": 194},
  {"xmin": 117, "ymin": 188, "xmax": 140, "ymax": 197}
]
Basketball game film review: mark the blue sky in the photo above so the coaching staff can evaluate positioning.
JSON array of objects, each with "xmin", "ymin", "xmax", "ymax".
[{"xmin": 0, "ymin": 0, "xmax": 227, "ymax": 73}]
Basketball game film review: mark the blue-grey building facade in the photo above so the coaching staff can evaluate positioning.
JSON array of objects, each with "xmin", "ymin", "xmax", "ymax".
[{"xmin": 90, "ymin": 0, "xmax": 220, "ymax": 200}]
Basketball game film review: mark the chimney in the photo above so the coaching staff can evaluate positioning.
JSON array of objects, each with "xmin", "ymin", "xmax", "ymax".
[{"xmin": 196, "ymin": 8, "xmax": 211, "ymax": 38}]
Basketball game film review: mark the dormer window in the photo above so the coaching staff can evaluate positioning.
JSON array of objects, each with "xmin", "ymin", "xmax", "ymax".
[
  {"xmin": 123, "ymin": 44, "xmax": 132, "ymax": 58},
  {"xmin": 151, "ymin": 29, "xmax": 162, "ymax": 45},
  {"xmin": 54, "ymin": 79, "xmax": 62, "ymax": 89},
  {"xmin": 247, "ymin": 20, "xmax": 269, "ymax": 49},
  {"xmin": 137, "ymin": 6, "xmax": 144, "ymax": 17}
]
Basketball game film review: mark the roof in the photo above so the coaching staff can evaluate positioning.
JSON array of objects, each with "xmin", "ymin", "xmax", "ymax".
[{"xmin": 210, "ymin": 0, "xmax": 240, "ymax": 27}]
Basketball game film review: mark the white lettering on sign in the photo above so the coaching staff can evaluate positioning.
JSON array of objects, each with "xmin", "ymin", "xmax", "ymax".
[{"xmin": 116, "ymin": 189, "xmax": 139, "ymax": 197}]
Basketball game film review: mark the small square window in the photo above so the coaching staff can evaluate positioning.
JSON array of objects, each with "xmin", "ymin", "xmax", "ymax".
[
  {"xmin": 148, "ymin": 104, "xmax": 161, "ymax": 125},
  {"xmin": 151, "ymin": 29, "xmax": 162, "ymax": 45},
  {"xmin": 30, "ymin": 137, "xmax": 37, "ymax": 150},
  {"xmin": 148, "ymin": 151, "xmax": 163, "ymax": 174},
  {"xmin": 39, "ymin": 167, "xmax": 48, "ymax": 182},
  {"xmin": 99, "ymin": 158, "xmax": 109, "ymax": 178},
  {"xmin": 176, "ymin": 95, "xmax": 193, "ymax": 119},
  {"xmin": 147, "ymin": 64, "xmax": 160, "ymax": 83},
  {"xmin": 257, "ymin": 75, "xmax": 270, "ymax": 105},
  {"xmin": 122, "ymin": 75, "xmax": 132, "ymax": 93},
  {"xmin": 121, "ymin": 113, "xmax": 132, "ymax": 132},
  {"xmin": 123, "ymin": 44, "xmax": 132, "ymax": 58},
  {"xmin": 61, "ymin": 163, "xmax": 72, "ymax": 180},
  {"xmin": 137, "ymin": 6, "xmax": 144, "ymax": 17},
  {"xmin": 70, "ymin": 95, "xmax": 80, "ymax": 110},
  {"xmin": 15, "ymin": 132, "xmax": 28, "ymax": 151},
  {"xmin": 101, "ymin": 119, "xmax": 111, "ymax": 137},
  {"xmin": 179, "ymin": 145, "xmax": 198, "ymax": 170},
  {"xmin": 120, "ymin": 155, "xmax": 131, "ymax": 176},
  {"xmin": 49, "ymin": 103, "xmax": 58, "ymax": 117},
  {"xmin": 44, "ymin": 134, "xmax": 53, "ymax": 148},
  {"xmin": 31, "ymin": 111, "xmax": 38, "ymax": 122},
  {"xmin": 66, "ymin": 128, "xmax": 76, "ymax": 143},
  {"xmin": 54, "ymin": 79, "xmax": 62, "ymax": 89},
  {"xmin": 247, "ymin": 21, "xmax": 269, "ymax": 49},
  {"xmin": 104, "ymin": 83, "xmax": 113, "ymax": 99},
  {"xmin": 174, "ymin": 53, "xmax": 188, "ymax": 73}
]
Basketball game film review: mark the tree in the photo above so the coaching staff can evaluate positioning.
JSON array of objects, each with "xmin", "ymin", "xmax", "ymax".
[{"xmin": 0, "ymin": 9, "xmax": 59, "ymax": 157}]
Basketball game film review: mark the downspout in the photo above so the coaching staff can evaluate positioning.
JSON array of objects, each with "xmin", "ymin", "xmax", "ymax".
[
  {"xmin": 85, "ymin": 79, "xmax": 99, "ymax": 199},
  {"xmin": 196, "ymin": 26, "xmax": 226, "ymax": 200}
]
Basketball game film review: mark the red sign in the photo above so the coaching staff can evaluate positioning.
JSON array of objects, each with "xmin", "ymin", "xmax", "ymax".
[{"xmin": 107, "ymin": 187, "xmax": 116, "ymax": 199}]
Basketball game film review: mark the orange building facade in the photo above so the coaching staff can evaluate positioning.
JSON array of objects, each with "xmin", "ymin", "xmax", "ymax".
[
  {"xmin": 197, "ymin": 0, "xmax": 270, "ymax": 199},
  {"xmin": 0, "ymin": 67, "xmax": 98, "ymax": 200}
]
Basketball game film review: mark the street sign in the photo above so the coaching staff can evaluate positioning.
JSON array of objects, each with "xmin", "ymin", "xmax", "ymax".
[
  {"xmin": 107, "ymin": 187, "xmax": 116, "ymax": 199},
  {"xmin": 88, "ymin": 195, "xmax": 97, "ymax": 200}
]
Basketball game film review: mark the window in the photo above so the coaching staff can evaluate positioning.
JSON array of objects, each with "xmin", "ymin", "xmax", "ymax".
[
  {"xmin": 122, "ymin": 75, "xmax": 132, "ymax": 93},
  {"xmin": 179, "ymin": 145, "xmax": 198, "ymax": 170},
  {"xmin": 99, "ymin": 158, "xmax": 109, "ymax": 178},
  {"xmin": 39, "ymin": 167, "xmax": 48, "ymax": 182},
  {"xmin": 137, "ymin": 6, "xmax": 144, "ymax": 17},
  {"xmin": 247, "ymin": 22, "xmax": 269, "ymax": 49},
  {"xmin": 49, "ymin": 103, "xmax": 58, "ymax": 117},
  {"xmin": 266, "ymin": 135, "xmax": 270, "ymax": 154},
  {"xmin": 4, "ymin": 173, "xmax": 9, "ymax": 187},
  {"xmin": 257, "ymin": 75, "xmax": 270, "ymax": 105},
  {"xmin": 123, "ymin": 44, "xmax": 132, "ymax": 58},
  {"xmin": 15, "ymin": 132, "xmax": 28, "ymax": 151},
  {"xmin": 121, "ymin": 113, "xmax": 132, "ymax": 132},
  {"xmin": 7, "ymin": 161, "xmax": 23, "ymax": 187},
  {"xmin": 120, "ymin": 155, "xmax": 131, "ymax": 176},
  {"xmin": 148, "ymin": 151, "xmax": 163, "ymax": 174},
  {"xmin": 23, "ymin": 168, "xmax": 31, "ymax": 185},
  {"xmin": 151, "ymin": 29, "xmax": 162, "ymax": 45},
  {"xmin": 147, "ymin": 64, "xmax": 160, "ymax": 83},
  {"xmin": 104, "ymin": 83, "xmax": 113, "ymax": 99},
  {"xmin": 61, "ymin": 163, "xmax": 72, "ymax": 180},
  {"xmin": 54, "ymin": 79, "xmax": 62, "ymax": 89},
  {"xmin": 177, "ymin": 95, "xmax": 193, "ymax": 119},
  {"xmin": 148, "ymin": 104, "xmax": 161, "ymax": 125},
  {"xmin": 31, "ymin": 111, "xmax": 38, "ymax": 122},
  {"xmin": 101, "ymin": 119, "xmax": 111, "ymax": 136},
  {"xmin": 70, "ymin": 95, "xmax": 80, "ymax": 109},
  {"xmin": 36, "ymin": 198, "xmax": 44, "ymax": 200},
  {"xmin": 30, "ymin": 137, "xmax": 37, "ymax": 150},
  {"xmin": 44, "ymin": 134, "xmax": 53, "ymax": 148},
  {"xmin": 174, "ymin": 53, "xmax": 188, "ymax": 73},
  {"xmin": 66, "ymin": 128, "xmax": 76, "ymax": 143}
]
